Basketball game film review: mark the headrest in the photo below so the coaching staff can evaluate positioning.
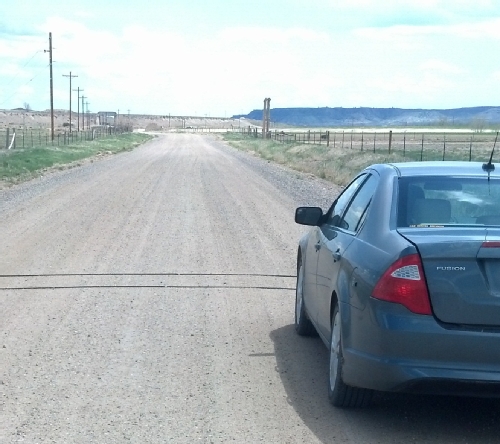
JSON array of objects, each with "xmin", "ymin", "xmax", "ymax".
[{"xmin": 410, "ymin": 198, "xmax": 451, "ymax": 224}]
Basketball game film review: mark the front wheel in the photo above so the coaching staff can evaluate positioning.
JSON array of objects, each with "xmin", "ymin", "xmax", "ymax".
[
  {"xmin": 328, "ymin": 304, "xmax": 373, "ymax": 408},
  {"xmin": 295, "ymin": 256, "xmax": 316, "ymax": 336}
]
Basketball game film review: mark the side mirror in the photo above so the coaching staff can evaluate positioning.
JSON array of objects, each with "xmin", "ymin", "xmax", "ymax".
[{"xmin": 295, "ymin": 207, "xmax": 323, "ymax": 226}]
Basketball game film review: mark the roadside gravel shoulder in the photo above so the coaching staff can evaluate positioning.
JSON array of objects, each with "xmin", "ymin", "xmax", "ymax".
[{"xmin": 207, "ymin": 135, "xmax": 342, "ymax": 210}]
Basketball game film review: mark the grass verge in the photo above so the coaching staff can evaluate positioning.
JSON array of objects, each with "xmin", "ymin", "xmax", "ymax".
[
  {"xmin": 223, "ymin": 132, "xmax": 497, "ymax": 187},
  {"xmin": 223, "ymin": 132, "xmax": 409, "ymax": 186},
  {"xmin": 0, "ymin": 132, "xmax": 153, "ymax": 186}
]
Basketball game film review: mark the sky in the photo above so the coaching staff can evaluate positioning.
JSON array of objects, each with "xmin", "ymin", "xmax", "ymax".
[{"xmin": 0, "ymin": 0, "xmax": 499, "ymax": 117}]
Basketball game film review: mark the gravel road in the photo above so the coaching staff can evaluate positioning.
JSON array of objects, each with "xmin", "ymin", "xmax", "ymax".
[{"xmin": 1, "ymin": 134, "xmax": 500, "ymax": 443}]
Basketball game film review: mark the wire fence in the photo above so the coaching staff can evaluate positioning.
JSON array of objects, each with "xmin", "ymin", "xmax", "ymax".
[
  {"xmin": 1, "ymin": 125, "xmax": 132, "ymax": 151},
  {"xmin": 233, "ymin": 127, "xmax": 500, "ymax": 162}
]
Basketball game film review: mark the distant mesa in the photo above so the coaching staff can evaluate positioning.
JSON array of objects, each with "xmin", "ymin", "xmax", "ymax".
[{"xmin": 233, "ymin": 106, "xmax": 500, "ymax": 127}]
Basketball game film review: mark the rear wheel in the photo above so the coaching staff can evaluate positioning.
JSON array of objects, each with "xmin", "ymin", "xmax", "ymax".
[
  {"xmin": 295, "ymin": 255, "xmax": 316, "ymax": 336},
  {"xmin": 328, "ymin": 304, "xmax": 373, "ymax": 408}
]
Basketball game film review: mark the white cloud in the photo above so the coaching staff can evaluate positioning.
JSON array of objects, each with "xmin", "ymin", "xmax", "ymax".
[
  {"xmin": 1, "ymin": 3, "xmax": 499, "ymax": 114},
  {"xmin": 31, "ymin": 20, "xmax": 336, "ymax": 114},
  {"xmin": 420, "ymin": 59, "xmax": 464, "ymax": 74},
  {"xmin": 355, "ymin": 18, "xmax": 500, "ymax": 40}
]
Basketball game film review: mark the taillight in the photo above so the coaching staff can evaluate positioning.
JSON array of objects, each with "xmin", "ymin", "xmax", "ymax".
[{"xmin": 372, "ymin": 254, "xmax": 432, "ymax": 315}]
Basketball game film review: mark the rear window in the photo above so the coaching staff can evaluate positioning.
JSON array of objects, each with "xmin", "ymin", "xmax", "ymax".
[{"xmin": 397, "ymin": 176, "xmax": 500, "ymax": 227}]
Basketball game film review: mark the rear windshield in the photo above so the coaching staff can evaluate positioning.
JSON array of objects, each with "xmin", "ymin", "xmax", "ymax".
[{"xmin": 398, "ymin": 176, "xmax": 500, "ymax": 227}]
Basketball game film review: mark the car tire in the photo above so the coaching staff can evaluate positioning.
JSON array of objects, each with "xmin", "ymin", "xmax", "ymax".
[
  {"xmin": 295, "ymin": 255, "xmax": 317, "ymax": 336},
  {"xmin": 328, "ymin": 304, "xmax": 373, "ymax": 408}
]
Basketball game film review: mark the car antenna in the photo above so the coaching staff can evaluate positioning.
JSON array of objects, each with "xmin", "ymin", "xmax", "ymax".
[{"xmin": 483, "ymin": 131, "xmax": 499, "ymax": 173}]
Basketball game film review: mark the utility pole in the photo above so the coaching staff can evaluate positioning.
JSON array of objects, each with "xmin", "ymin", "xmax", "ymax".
[
  {"xmin": 73, "ymin": 87, "xmax": 83, "ymax": 131},
  {"xmin": 86, "ymin": 101, "xmax": 90, "ymax": 130},
  {"xmin": 44, "ymin": 32, "xmax": 54, "ymax": 141},
  {"xmin": 81, "ymin": 95, "xmax": 86, "ymax": 130},
  {"xmin": 62, "ymin": 72, "xmax": 78, "ymax": 132}
]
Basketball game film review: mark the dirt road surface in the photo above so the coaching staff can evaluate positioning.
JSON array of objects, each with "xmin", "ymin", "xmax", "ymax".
[{"xmin": 2, "ymin": 134, "xmax": 500, "ymax": 443}]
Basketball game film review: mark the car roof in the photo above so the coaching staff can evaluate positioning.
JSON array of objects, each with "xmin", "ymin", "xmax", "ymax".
[{"xmin": 368, "ymin": 161, "xmax": 500, "ymax": 178}]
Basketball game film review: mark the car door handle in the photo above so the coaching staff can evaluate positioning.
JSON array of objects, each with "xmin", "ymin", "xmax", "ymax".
[
  {"xmin": 315, "ymin": 242, "xmax": 321, "ymax": 252},
  {"xmin": 332, "ymin": 249, "xmax": 341, "ymax": 261}
]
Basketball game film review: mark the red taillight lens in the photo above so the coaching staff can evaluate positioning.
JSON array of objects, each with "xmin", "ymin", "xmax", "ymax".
[
  {"xmin": 481, "ymin": 241, "xmax": 500, "ymax": 248},
  {"xmin": 372, "ymin": 254, "xmax": 432, "ymax": 315}
]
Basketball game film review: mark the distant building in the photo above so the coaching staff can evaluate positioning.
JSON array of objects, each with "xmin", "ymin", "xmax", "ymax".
[{"xmin": 97, "ymin": 111, "xmax": 117, "ymax": 126}]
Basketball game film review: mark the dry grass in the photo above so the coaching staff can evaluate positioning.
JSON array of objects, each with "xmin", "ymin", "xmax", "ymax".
[{"xmin": 223, "ymin": 131, "xmax": 499, "ymax": 186}]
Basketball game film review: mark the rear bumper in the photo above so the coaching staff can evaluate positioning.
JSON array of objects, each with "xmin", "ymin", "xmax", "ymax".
[{"xmin": 340, "ymin": 300, "xmax": 500, "ymax": 394}]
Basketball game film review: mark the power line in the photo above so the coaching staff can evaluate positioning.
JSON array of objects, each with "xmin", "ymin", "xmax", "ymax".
[
  {"xmin": 0, "ymin": 50, "xmax": 42, "ymax": 92},
  {"xmin": 0, "ymin": 64, "xmax": 48, "ymax": 107}
]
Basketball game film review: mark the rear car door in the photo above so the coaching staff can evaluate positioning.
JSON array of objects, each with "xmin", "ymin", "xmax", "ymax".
[{"xmin": 314, "ymin": 173, "xmax": 378, "ymax": 339}]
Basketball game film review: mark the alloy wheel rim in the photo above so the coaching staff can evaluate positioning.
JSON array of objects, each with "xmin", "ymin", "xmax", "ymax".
[
  {"xmin": 329, "ymin": 311, "xmax": 341, "ymax": 389},
  {"xmin": 296, "ymin": 264, "xmax": 304, "ymax": 324}
]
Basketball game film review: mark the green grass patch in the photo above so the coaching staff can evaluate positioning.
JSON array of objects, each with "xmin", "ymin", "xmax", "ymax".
[{"xmin": 0, "ymin": 132, "xmax": 153, "ymax": 184}]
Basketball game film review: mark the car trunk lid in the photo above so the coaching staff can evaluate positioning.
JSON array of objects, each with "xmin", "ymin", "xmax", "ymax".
[{"xmin": 398, "ymin": 227, "xmax": 500, "ymax": 326}]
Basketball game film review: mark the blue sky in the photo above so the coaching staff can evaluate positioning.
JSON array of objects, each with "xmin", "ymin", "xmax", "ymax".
[{"xmin": 0, "ymin": 0, "xmax": 499, "ymax": 116}]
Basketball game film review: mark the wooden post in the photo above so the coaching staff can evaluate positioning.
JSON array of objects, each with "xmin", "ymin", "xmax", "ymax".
[
  {"xmin": 326, "ymin": 131, "xmax": 330, "ymax": 147},
  {"xmin": 403, "ymin": 133, "xmax": 406, "ymax": 158},
  {"xmin": 442, "ymin": 134, "xmax": 446, "ymax": 161},
  {"xmin": 373, "ymin": 132, "xmax": 376, "ymax": 152},
  {"xmin": 262, "ymin": 98, "xmax": 266, "ymax": 138},
  {"xmin": 469, "ymin": 135, "xmax": 473, "ymax": 161},
  {"xmin": 420, "ymin": 134, "xmax": 424, "ymax": 161},
  {"xmin": 361, "ymin": 132, "xmax": 364, "ymax": 151},
  {"xmin": 5, "ymin": 128, "xmax": 9, "ymax": 149},
  {"xmin": 388, "ymin": 130, "xmax": 393, "ymax": 154}
]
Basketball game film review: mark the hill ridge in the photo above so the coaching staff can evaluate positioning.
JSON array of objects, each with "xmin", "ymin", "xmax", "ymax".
[{"xmin": 234, "ymin": 106, "xmax": 500, "ymax": 128}]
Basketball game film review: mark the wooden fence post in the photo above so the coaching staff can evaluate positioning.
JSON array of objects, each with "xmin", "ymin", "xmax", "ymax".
[
  {"xmin": 361, "ymin": 132, "xmax": 364, "ymax": 151},
  {"xmin": 5, "ymin": 128, "xmax": 9, "ymax": 149},
  {"xmin": 326, "ymin": 131, "xmax": 330, "ymax": 147},
  {"xmin": 442, "ymin": 134, "xmax": 446, "ymax": 161},
  {"xmin": 420, "ymin": 134, "xmax": 424, "ymax": 161},
  {"xmin": 388, "ymin": 130, "xmax": 393, "ymax": 154},
  {"xmin": 373, "ymin": 132, "xmax": 376, "ymax": 152}
]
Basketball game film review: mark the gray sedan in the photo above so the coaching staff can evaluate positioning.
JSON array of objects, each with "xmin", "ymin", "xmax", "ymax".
[{"xmin": 295, "ymin": 161, "xmax": 500, "ymax": 407}]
